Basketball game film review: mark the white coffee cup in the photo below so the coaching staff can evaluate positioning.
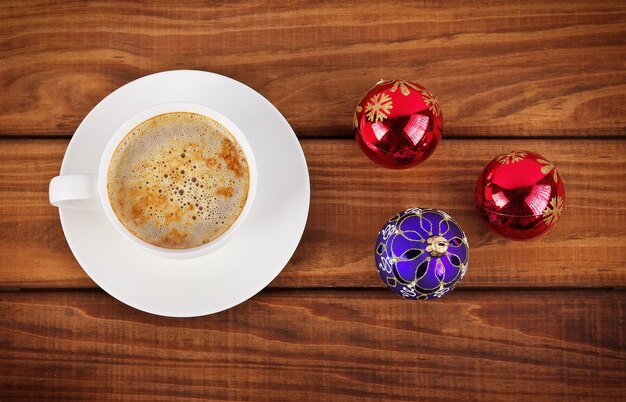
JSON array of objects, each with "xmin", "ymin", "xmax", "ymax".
[{"xmin": 50, "ymin": 102, "xmax": 257, "ymax": 259}]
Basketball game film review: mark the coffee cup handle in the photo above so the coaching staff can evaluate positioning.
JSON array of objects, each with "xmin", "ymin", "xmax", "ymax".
[{"xmin": 49, "ymin": 175, "xmax": 100, "ymax": 209}]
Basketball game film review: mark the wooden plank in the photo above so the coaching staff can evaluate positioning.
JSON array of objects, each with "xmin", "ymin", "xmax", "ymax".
[
  {"xmin": 0, "ymin": 138, "xmax": 624, "ymax": 289},
  {"xmin": 0, "ymin": 0, "xmax": 624, "ymax": 138},
  {"xmin": 0, "ymin": 290, "xmax": 623, "ymax": 400}
]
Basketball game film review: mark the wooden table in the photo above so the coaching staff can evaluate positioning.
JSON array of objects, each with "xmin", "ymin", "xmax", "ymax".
[{"xmin": 1, "ymin": 1, "xmax": 625, "ymax": 400}]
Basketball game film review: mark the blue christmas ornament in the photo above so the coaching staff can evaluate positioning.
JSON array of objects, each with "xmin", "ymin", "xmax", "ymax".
[{"xmin": 375, "ymin": 208, "xmax": 469, "ymax": 300}]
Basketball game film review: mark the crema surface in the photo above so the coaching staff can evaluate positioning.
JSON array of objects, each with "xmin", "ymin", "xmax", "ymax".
[{"xmin": 107, "ymin": 112, "xmax": 250, "ymax": 249}]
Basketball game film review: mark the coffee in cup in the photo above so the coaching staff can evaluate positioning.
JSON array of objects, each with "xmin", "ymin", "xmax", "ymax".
[{"xmin": 107, "ymin": 112, "xmax": 250, "ymax": 249}]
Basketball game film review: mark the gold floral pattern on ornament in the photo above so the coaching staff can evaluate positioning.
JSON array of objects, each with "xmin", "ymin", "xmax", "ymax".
[
  {"xmin": 353, "ymin": 105, "xmax": 362, "ymax": 129},
  {"xmin": 537, "ymin": 158, "xmax": 559, "ymax": 183},
  {"xmin": 417, "ymin": 87, "xmax": 441, "ymax": 116},
  {"xmin": 497, "ymin": 151, "xmax": 527, "ymax": 164},
  {"xmin": 365, "ymin": 93, "xmax": 393, "ymax": 123},
  {"xmin": 390, "ymin": 80, "xmax": 420, "ymax": 96},
  {"xmin": 542, "ymin": 196, "xmax": 564, "ymax": 225}
]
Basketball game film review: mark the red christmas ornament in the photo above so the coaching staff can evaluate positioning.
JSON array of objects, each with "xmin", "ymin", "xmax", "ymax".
[
  {"xmin": 354, "ymin": 80, "xmax": 443, "ymax": 169},
  {"xmin": 475, "ymin": 151, "xmax": 565, "ymax": 240}
]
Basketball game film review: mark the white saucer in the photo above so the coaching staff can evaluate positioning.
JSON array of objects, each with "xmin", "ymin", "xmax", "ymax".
[{"xmin": 58, "ymin": 70, "xmax": 310, "ymax": 317}]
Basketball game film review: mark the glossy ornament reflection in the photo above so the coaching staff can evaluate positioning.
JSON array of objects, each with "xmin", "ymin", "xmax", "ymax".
[
  {"xmin": 354, "ymin": 80, "xmax": 443, "ymax": 169},
  {"xmin": 475, "ymin": 151, "xmax": 565, "ymax": 240},
  {"xmin": 375, "ymin": 208, "xmax": 468, "ymax": 300}
]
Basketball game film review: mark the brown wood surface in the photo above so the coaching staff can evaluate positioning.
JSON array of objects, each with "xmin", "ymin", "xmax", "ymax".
[
  {"xmin": 0, "ymin": 0, "xmax": 625, "ymax": 138},
  {"xmin": 1, "ymin": 1, "xmax": 625, "ymax": 400},
  {"xmin": 0, "ymin": 290, "xmax": 624, "ymax": 401},
  {"xmin": 0, "ymin": 138, "xmax": 624, "ymax": 289}
]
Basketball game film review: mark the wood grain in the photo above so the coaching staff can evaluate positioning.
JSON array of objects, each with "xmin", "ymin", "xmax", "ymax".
[
  {"xmin": 0, "ymin": 0, "xmax": 624, "ymax": 138},
  {"xmin": 1, "ymin": 138, "xmax": 624, "ymax": 289},
  {"xmin": 0, "ymin": 290, "xmax": 623, "ymax": 401}
]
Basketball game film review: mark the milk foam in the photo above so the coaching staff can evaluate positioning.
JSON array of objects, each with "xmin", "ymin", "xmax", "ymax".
[{"xmin": 107, "ymin": 112, "xmax": 250, "ymax": 249}]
